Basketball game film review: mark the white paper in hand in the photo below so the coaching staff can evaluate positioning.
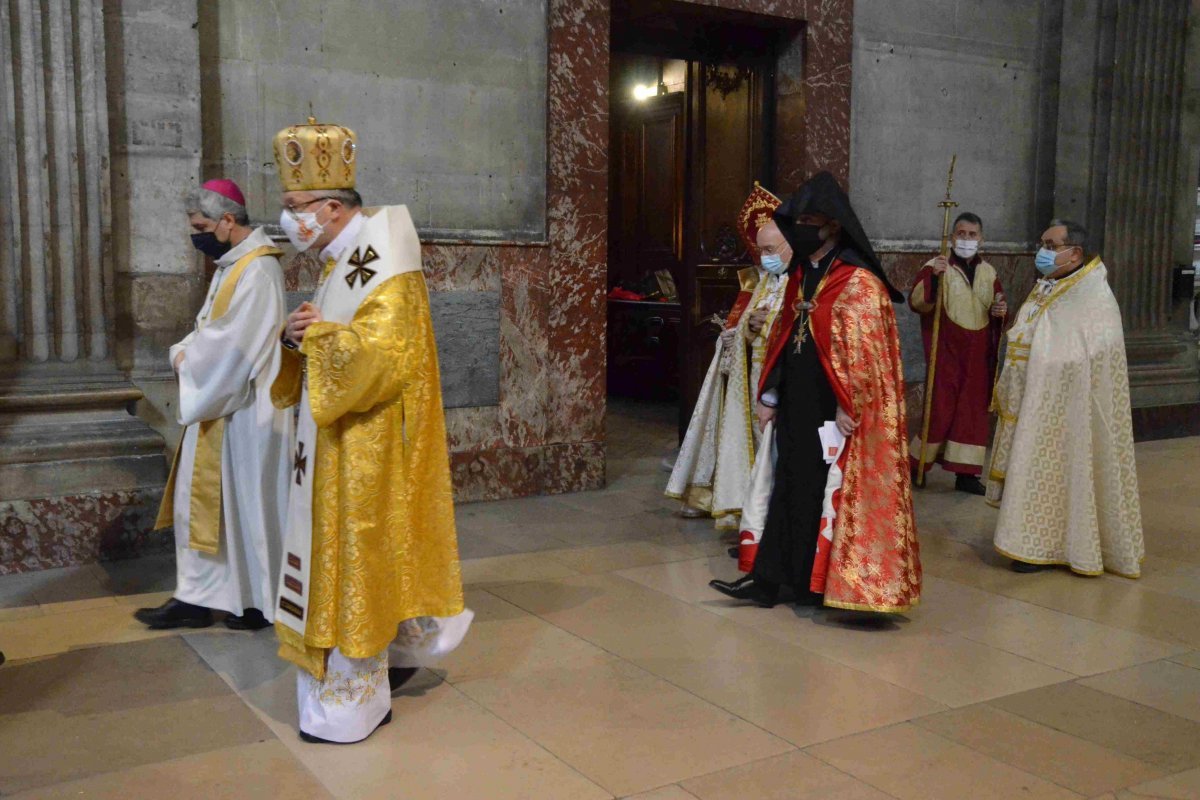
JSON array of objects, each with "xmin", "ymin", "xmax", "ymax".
[{"xmin": 818, "ymin": 421, "xmax": 846, "ymax": 465}]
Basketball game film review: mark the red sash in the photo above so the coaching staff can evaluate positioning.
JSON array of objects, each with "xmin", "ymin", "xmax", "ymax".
[{"xmin": 724, "ymin": 289, "xmax": 755, "ymax": 330}]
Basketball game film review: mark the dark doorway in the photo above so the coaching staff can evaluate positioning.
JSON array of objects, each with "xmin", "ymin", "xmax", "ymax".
[{"xmin": 605, "ymin": 1, "xmax": 801, "ymax": 438}]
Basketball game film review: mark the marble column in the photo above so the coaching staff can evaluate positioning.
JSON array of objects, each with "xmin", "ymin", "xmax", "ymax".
[
  {"xmin": 0, "ymin": 0, "xmax": 167, "ymax": 574},
  {"xmin": 1054, "ymin": 0, "xmax": 1200, "ymax": 420}
]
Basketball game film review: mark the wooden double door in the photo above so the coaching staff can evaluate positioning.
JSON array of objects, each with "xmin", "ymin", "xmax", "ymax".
[{"xmin": 608, "ymin": 51, "xmax": 776, "ymax": 437}]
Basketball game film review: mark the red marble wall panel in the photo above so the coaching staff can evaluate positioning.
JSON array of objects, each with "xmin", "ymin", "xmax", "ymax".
[
  {"xmin": 679, "ymin": 0, "xmax": 854, "ymax": 189},
  {"xmin": 423, "ymin": 245, "xmax": 504, "ymax": 293},
  {"xmin": 545, "ymin": 0, "xmax": 612, "ymax": 449},
  {"xmin": 0, "ymin": 490, "xmax": 168, "ymax": 575},
  {"xmin": 498, "ymin": 247, "xmax": 552, "ymax": 449},
  {"xmin": 451, "ymin": 442, "xmax": 607, "ymax": 504}
]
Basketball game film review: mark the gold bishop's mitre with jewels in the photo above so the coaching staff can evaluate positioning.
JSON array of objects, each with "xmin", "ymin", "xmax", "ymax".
[
  {"xmin": 273, "ymin": 117, "xmax": 357, "ymax": 191},
  {"xmin": 736, "ymin": 181, "xmax": 782, "ymax": 258}
]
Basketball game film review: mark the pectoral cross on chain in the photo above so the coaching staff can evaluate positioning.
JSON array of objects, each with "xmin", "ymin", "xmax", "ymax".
[
  {"xmin": 793, "ymin": 300, "xmax": 815, "ymax": 354},
  {"xmin": 345, "ymin": 244, "xmax": 380, "ymax": 289},
  {"xmin": 293, "ymin": 442, "xmax": 308, "ymax": 486}
]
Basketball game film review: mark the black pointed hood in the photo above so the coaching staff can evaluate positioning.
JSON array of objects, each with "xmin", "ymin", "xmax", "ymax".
[{"xmin": 773, "ymin": 171, "xmax": 902, "ymax": 302}]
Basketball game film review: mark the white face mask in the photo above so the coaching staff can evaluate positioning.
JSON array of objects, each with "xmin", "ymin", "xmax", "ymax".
[
  {"xmin": 952, "ymin": 238, "xmax": 980, "ymax": 260},
  {"xmin": 279, "ymin": 201, "xmax": 329, "ymax": 253}
]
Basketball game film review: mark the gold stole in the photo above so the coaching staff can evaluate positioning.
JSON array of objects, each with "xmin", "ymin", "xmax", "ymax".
[{"xmin": 154, "ymin": 245, "xmax": 284, "ymax": 553}]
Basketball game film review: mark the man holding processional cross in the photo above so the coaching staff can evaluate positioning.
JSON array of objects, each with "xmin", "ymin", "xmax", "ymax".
[{"xmin": 909, "ymin": 159, "xmax": 1008, "ymax": 495}]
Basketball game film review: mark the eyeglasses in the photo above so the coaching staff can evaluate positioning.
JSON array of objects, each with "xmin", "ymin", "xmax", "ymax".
[
  {"xmin": 282, "ymin": 197, "xmax": 330, "ymax": 214},
  {"xmin": 1037, "ymin": 241, "xmax": 1076, "ymax": 251}
]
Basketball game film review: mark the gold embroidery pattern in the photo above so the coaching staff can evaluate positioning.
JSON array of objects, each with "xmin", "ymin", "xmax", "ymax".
[
  {"xmin": 312, "ymin": 653, "xmax": 388, "ymax": 708},
  {"xmin": 823, "ymin": 271, "xmax": 921, "ymax": 612},
  {"xmin": 271, "ymin": 346, "xmax": 305, "ymax": 409},
  {"xmin": 735, "ymin": 183, "xmax": 782, "ymax": 258},
  {"xmin": 987, "ymin": 264, "xmax": 1143, "ymax": 577},
  {"xmin": 281, "ymin": 273, "xmax": 465, "ymax": 670}
]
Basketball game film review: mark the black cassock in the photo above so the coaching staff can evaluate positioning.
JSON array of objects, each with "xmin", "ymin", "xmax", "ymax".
[{"xmin": 752, "ymin": 251, "xmax": 838, "ymax": 598}]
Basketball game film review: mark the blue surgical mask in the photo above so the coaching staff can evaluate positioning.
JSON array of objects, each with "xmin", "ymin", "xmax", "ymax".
[
  {"xmin": 1034, "ymin": 247, "xmax": 1060, "ymax": 276},
  {"xmin": 760, "ymin": 253, "xmax": 787, "ymax": 275}
]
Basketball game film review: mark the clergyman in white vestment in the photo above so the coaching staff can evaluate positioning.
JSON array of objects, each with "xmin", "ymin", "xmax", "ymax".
[
  {"xmin": 135, "ymin": 179, "xmax": 291, "ymax": 630},
  {"xmin": 987, "ymin": 219, "xmax": 1144, "ymax": 577}
]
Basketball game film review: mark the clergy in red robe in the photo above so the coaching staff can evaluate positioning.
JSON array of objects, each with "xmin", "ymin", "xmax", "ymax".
[
  {"xmin": 909, "ymin": 212, "xmax": 1008, "ymax": 495},
  {"xmin": 710, "ymin": 172, "xmax": 921, "ymax": 613}
]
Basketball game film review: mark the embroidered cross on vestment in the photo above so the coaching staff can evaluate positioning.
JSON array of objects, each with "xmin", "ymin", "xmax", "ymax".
[
  {"xmin": 293, "ymin": 442, "xmax": 308, "ymax": 486},
  {"xmin": 345, "ymin": 244, "xmax": 380, "ymax": 289}
]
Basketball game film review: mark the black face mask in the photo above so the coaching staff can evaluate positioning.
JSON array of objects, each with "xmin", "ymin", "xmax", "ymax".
[
  {"xmin": 789, "ymin": 223, "xmax": 826, "ymax": 259},
  {"xmin": 191, "ymin": 230, "xmax": 232, "ymax": 260}
]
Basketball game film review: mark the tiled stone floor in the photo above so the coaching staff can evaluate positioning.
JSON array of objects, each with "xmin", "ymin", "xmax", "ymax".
[{"xmin": 2, "ymin": 399, "xmax": 1199, "ymax": 799}]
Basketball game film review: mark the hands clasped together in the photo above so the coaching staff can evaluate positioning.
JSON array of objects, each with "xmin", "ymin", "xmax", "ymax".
[{"xmin": 285, "ymin": 301, "xmax": 323, "ymax": 346}]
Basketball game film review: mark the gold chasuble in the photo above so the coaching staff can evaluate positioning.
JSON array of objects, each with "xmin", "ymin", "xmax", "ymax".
[
  {"xmin": 155, "ymin": 243, "xmax": 284, "ymax": 553},
  {"xmin": 271, "ymin": 205, "xmax": 464, "ymax": 679}
]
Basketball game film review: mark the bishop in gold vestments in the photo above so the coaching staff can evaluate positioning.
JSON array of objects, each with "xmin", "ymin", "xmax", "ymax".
[{"xmin": 270, "ymin": 118, "xmax": 471, "ymax": 744}]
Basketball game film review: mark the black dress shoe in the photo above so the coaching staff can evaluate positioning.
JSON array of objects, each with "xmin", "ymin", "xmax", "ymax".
[
  {"xmin": 133, "ymin": 598, "xmax": 214, "ymax": 630},
  {"xmin": 224, "ymin": 608, "xmax": 271, "ymax": 631},
  {"xmin": 794, "ymin": 590, "xmax": 825, "ymax": 607},
  {"xmin": 300, "ymin": 709, "xmax": 393, "ymax": 745},
  {"xmin": 1010, "ymin": 559, "xmax": 1053, "ymax": 574},
  {"xmin": 955, "ymin": 475, "xmax": 987, "ymax": 496},
  {"xmin": 389, "ymin": 667, "xmax": 418, "ymax": 692},
  {"xmin": 709, "ymin": 575, "xmax": 778, "ymax": 608}
]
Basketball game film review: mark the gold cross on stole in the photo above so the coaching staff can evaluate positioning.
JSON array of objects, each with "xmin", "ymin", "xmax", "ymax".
[{"xmin": 345, "ymin": 244, "xmax": 380, "ymax": 289}]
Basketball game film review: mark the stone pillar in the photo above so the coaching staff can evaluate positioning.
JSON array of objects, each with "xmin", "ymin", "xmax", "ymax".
[
  {"xmin": 0, "ymin": 0, "xmax": 168, "ymax": 574},
  {"xmin": 105, "ymin": 0, "xmax": 204, "ymax": 449},
  {"xmin": 1054, "ymin": 0, "xmax": 1200, "ymax": 424}
]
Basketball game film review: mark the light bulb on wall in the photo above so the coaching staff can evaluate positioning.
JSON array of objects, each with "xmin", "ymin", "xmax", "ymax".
[{"xmin": 632, "ymin": 84, "xmax": 655, "ymax": 101}]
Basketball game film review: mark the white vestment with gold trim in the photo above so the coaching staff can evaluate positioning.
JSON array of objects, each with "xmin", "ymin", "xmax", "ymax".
[
  {"xmin": 169, "ymin": 228, "xmax": 291, "ymax": 617},
  {"xmin": 666, "ymin": 269, "xmax": 787, "ymax": 529},
  {"xmin": 987, "ymin": 258, "xmax": 1144, "ymax": 577}
]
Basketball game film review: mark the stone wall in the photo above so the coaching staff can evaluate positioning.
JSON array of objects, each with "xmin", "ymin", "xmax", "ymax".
[
  {"xmin": 105, "ymin": 0, "xmax": 203, "ymax": 375},
  {"xmin": 843, "ymin": 0, "xmax": 1054, "ymax": 436},
  {"xmin": 850, "ymin": 0, "xmax": 1050, "ymax": 246},
  {"xmin": 854, "ymin": 0, "xmax": 1200, "ymax": 415},
  {"xmin": 0, "ymin": 0, "xmax": 170, "ymax": 575},
  {"xmin": 197, "ymin": 0, "xmax": 548, "ymax": 241}
]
